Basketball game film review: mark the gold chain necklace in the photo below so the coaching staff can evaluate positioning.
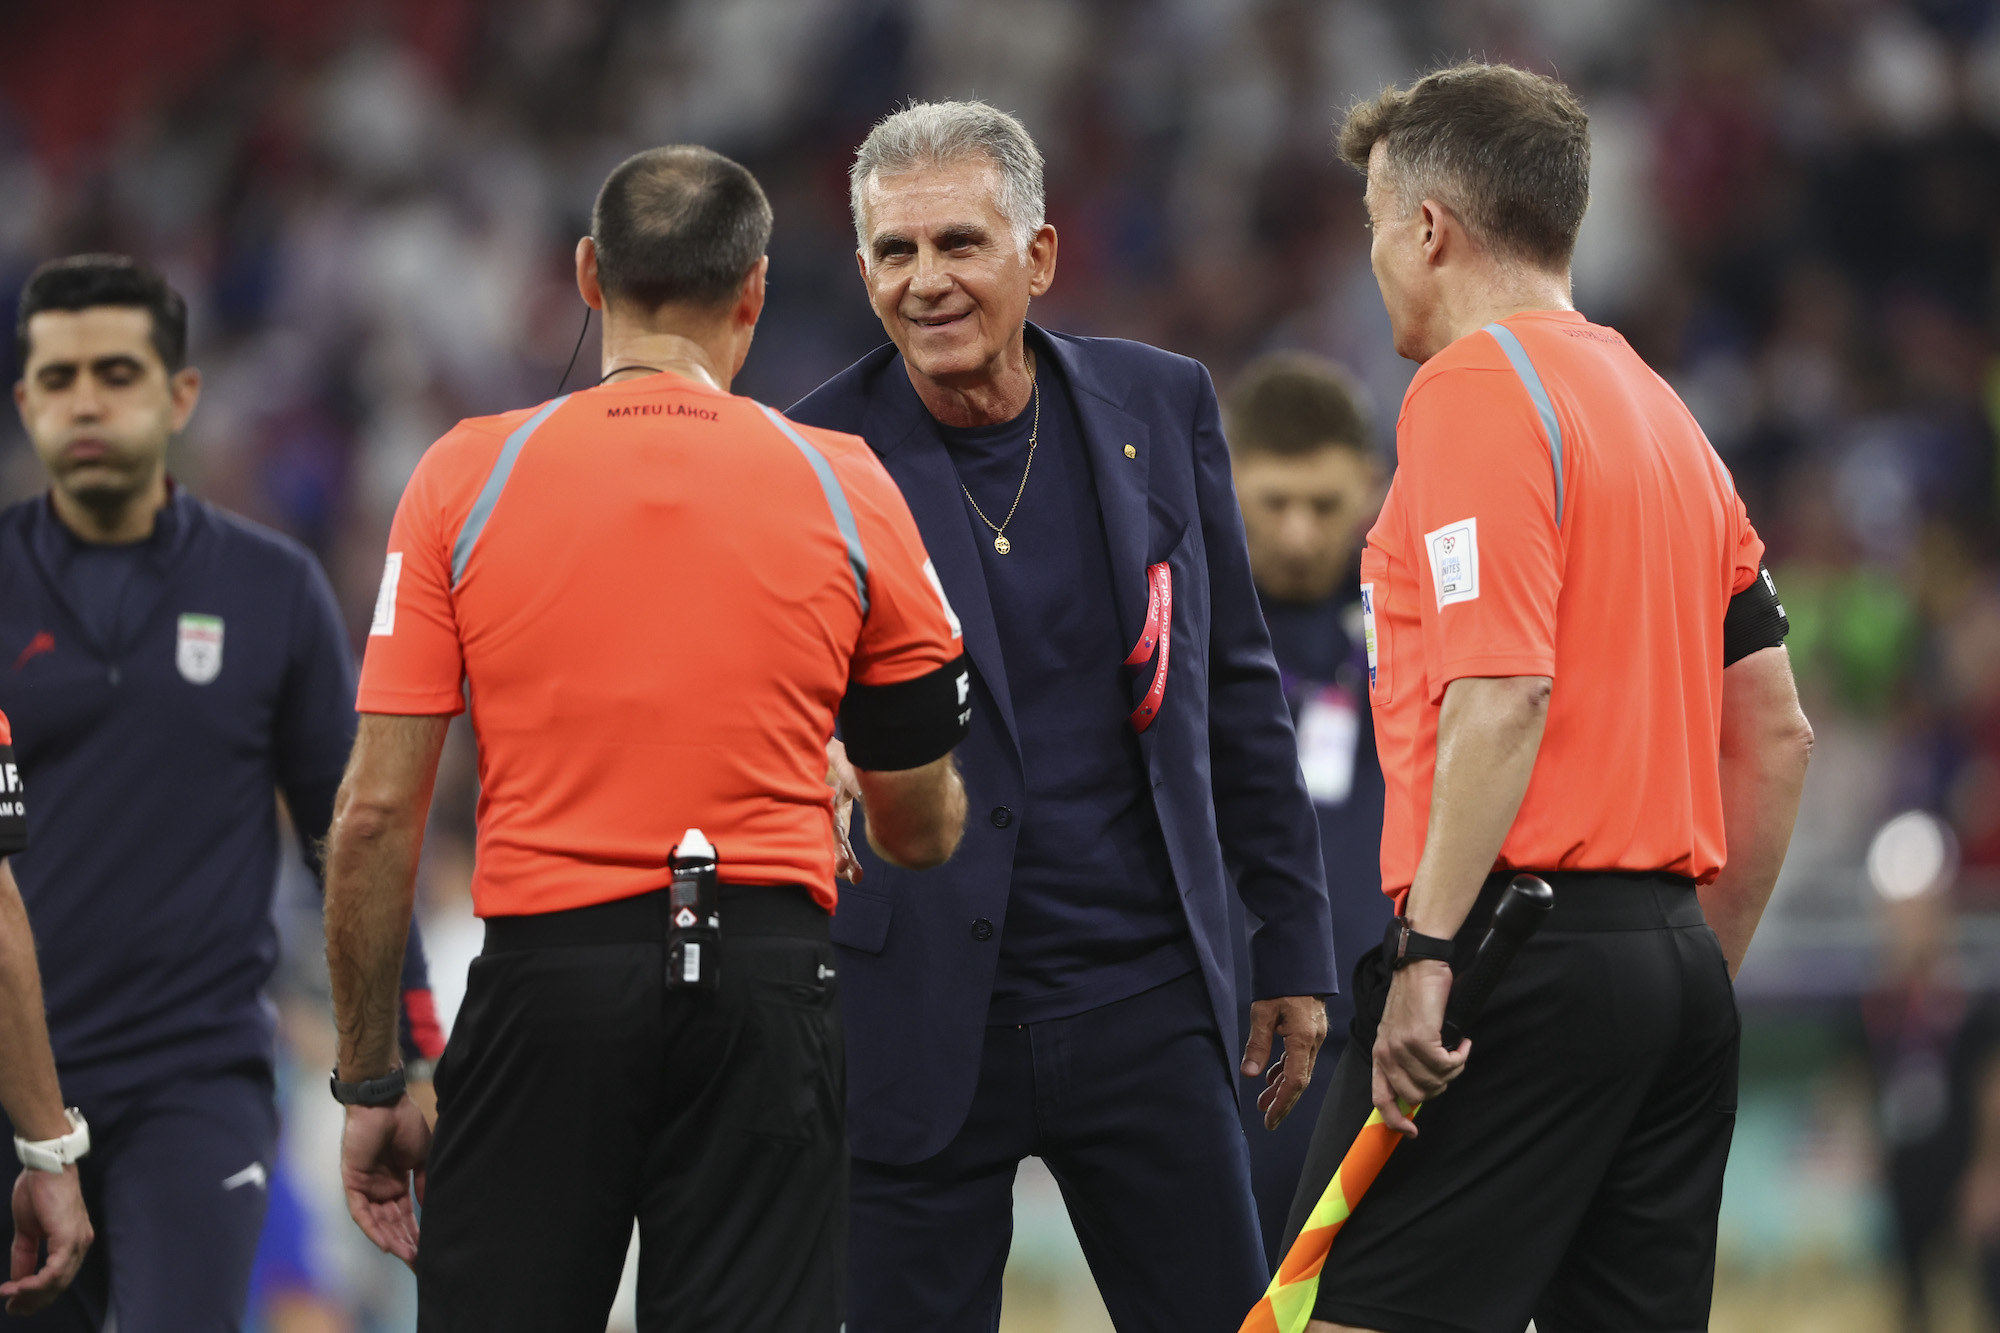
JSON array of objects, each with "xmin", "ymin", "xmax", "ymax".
[{"xmin": 960, "ymin": 371, "xmax": 1039, "ymax": 555}]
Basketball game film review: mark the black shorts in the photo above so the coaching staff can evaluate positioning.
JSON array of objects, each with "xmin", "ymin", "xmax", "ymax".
[
  {"xmin": 417, "ymin": 883, "xmax": 845, "ymax": 1333},
  {"xmin": 1291, "ymin": 872, "xmax": 1740, "ymax": 1333}
]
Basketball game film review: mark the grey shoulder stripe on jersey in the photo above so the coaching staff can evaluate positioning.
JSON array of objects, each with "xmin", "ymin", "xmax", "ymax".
[
  {"xmin": 756, "ymin": 403, "xmax": 871, "ymax": 617},
  {"xmin": 1483, "ymin": 322, "xmax": 1565, "ymax": 528},
  {"xmin": 451, "ymin": 394, "xmax": 571, "ymax": 587}
]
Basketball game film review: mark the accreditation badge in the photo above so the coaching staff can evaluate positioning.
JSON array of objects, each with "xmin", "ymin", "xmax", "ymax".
[
  {"xmin": 1297, "ymin": 685, "xmax": 1360, "ymax": 807},
  {"xmin": 176, "ymin": 613, "xmax": 225, "ymax": 685}
]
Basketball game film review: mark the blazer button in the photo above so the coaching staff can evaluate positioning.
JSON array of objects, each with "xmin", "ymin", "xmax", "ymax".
[
  {"xmin": 990, "ymin": 806, "xmax": 1013, "ymax": 829},
  {"xmin": 971, "ymin": 918, "xmax": 994, "ymax": 941}
]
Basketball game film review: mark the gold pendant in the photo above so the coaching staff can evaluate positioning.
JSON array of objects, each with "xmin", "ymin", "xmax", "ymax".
[{"xmin": 994, "ymin": 534, "xmax": 1011, "ymax": 555}]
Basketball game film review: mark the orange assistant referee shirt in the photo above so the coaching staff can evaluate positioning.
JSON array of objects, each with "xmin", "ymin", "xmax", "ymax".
[
  {"xmin": 357, "ymin": 373, "xmax": 964, "ymax": 917},
  {"xmin": 1363, "ymin": 309, "xmax": 1764, "ymax": 900}
]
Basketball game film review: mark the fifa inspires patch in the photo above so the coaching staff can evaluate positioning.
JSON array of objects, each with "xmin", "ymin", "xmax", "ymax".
[
  {"xmin": 1425, "ymin": 518, "xmax": 1480, "ymax": 610},
  {"xmin": 176, "ymin": 614, "xmax": 225, "ymax": 685},
  {"xmin": 371, "ymin": 552, "xmax": 403, "ymax": 637}
]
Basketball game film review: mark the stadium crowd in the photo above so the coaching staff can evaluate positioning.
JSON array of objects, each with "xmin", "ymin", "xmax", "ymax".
[{"xmin": 4, "ymin": 0, "xmax": 2000, "ymax": 1327}]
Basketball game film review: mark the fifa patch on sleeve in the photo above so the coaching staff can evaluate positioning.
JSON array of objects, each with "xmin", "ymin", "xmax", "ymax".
[
  {"xmin": 370, "ymin": 553, "xmax": 403, "ymax": 637},
  {"xmin": 1424, "ymin": 517, "xmax": 1480, "ymax": 610}
]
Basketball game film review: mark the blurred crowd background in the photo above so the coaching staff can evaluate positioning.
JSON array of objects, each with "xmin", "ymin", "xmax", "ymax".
[{"xmin": 5, "ymin": 0, "xmax": 2000, "ymax": 1328}]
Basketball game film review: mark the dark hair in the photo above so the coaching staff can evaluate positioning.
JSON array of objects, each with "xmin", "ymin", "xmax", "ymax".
[
  {"xmin": 1225, "ymin": 353, "xmax": 1372, "ymax": 461},
  {"xmin": 591, "ymin": 146, "xmax": 773, "ymax": 311},
  {"xmin": 1338, "ymin": 61, "xmax": 1590, "ymax": 270},
  {"xmin": 16, "ymin": 254, "xmax": 189, "ymax": 372}
]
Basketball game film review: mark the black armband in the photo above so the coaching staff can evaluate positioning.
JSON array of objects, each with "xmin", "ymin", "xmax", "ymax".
[
  {"xmin": 1723, "ymin": 564, "xmax": 1789, "ymax": 667},
  {"xmin": 841, "ymin": 654, "xmax": 972, "ymax": 770},
  {"xmin": 0, "ymin": 744, "xmax": 23, "ymax": 856}
]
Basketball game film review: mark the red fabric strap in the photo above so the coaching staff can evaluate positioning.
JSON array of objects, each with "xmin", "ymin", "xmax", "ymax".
[{"xmin": 1127, "ymin": 562, "xmax": 1172, "ymax": 733}]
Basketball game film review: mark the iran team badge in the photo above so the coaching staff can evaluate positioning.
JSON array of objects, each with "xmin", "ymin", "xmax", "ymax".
[{"xmin": 176, "ymin": 614, "xmax": 224, "ymax": 684}]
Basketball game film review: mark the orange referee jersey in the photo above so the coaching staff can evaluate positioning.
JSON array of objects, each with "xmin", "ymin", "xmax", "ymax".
[
  {"xmin": 357, "ymin": 373, "xmax": 964, "ymax": 917},
  {"xmin": 1363, "ymin": 309, "xmax": 1764, "ymax": 899}
]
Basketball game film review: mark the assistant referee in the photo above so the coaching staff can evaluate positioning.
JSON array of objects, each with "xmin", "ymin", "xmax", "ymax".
[
  {"xmin": 1292, "ymin": 64, "xmax": 1814, "ymax": 1333},
  {"xmin": 322, "ymin": 146, "xmax": 970, "ymax": 1333}
]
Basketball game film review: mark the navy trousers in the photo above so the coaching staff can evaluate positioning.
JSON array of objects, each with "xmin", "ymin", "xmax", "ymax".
[
  {"xmin": 1236, "ymin": 884, "xmax": 1390, "ymax": 1265},
  {"xmin": 5, "ymin": 1066, "xmax": 277, "ymax": 1333},
  {"xmin": 847, "ymin": 970, "xmax": 1267, "ymax": 1332}
]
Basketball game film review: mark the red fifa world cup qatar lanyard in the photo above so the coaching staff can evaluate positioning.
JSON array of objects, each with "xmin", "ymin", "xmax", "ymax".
[{"xmin": 1125, "ymin": 562, "xmax": 1172, "ymax": 732}]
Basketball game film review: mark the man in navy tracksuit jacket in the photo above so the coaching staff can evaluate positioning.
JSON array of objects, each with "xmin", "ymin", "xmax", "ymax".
[{"xmin": 2, "ymin": 255, "xmax": 440, "ymax": 1331}]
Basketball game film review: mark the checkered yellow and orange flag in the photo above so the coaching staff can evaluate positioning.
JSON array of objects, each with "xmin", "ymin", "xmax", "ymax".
[
  {"xmin": 1238, "ymin": 1102, "xmax": 1415, "ymax": 1333},
  {"xmin": 1244, "ymin": 876, "xmax": 1554, "ymax": 1333}
]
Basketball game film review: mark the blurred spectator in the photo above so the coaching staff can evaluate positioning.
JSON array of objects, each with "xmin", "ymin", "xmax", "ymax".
[
  {"xmin": 6, "ymin": 0, "xmax": 2000, "ymax": 1324},
  {"xmin": 1861, "ymin": 812, "xmax": 2000, "ymax": 1330}
]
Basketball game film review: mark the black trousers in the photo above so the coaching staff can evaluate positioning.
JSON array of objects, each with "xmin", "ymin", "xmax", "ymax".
[
  {"xmin": 1291, "ymin": 872, "xmax": 1740, "ymax": 1333},
  {"xmin": 416, "ymin": 884, "xmax": 845, "ymax": 1333},
  {"xmin": 847, "ymin": 969, "xmax": 1268, "ymax": 1333}
]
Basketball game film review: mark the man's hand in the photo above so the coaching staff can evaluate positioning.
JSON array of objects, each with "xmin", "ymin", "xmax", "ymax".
[
  {"xmin": 1243, "ymin": 995, "xmax": 1328, "ymax": 1129},
  {"xmin": 1, "ymin": 1167, "xmax": 91, "ymax": 1314},
  {"xmin": 341, "ymin": 1097, "xmax": 431, "ymax": 1265},
  {"xmin": 1371, "ymin": 961, "xmax": 1465, "ymax": 1136},
  {"xmin": 826, "ymin": 739, "xmax": 863, "ymax": 884}
]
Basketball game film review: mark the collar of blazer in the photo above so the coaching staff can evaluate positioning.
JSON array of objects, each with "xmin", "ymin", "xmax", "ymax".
[{"xmin": 852, "ymin": 323, "xmax": 1161, "ymax": 765}]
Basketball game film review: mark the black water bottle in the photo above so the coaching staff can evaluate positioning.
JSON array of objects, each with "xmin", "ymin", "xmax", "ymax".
[{"xmin": 666, "ymin": 828, "xmax": 721, "ymax": 991}]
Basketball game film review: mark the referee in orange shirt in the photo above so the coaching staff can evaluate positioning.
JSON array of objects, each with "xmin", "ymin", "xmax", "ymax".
[
  {"xmin": 1292, "ymin": 64, "xmax": 1814, "ymax": 1333},
  {"xmin": 320, "ymin": 146, "xmax": 970, "ymax": 1333}
]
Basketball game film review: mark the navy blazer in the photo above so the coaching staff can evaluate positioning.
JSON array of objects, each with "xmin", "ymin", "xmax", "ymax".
[{"xmin": 791, "ymin": 326, "xmax": 1335, "ymax": 1164}]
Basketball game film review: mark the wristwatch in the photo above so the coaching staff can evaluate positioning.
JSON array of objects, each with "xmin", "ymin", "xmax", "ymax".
[
  {"xmin": 15, "ymin": 1108, "xmax": 89, "ymax": 1173},
  {"xmin": 1384, "ymin": 916, "xmax": 1454, "ymax": 971},
  {"xmin": 329, "ymin": 1066, "xmax": 408, "ymax": 1108}
]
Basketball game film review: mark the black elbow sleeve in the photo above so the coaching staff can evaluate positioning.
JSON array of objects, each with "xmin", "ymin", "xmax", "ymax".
[
  {"xmin": 1723, "ymin": 564, "xmax": 1790, "ymax": 668},
  {"xmin": 0, "ymin": 744, "xmax": 23, "ymax": 856},
  {"xmin": 840, "ymin": 654, "xmax": 972, "ymax": 771}
]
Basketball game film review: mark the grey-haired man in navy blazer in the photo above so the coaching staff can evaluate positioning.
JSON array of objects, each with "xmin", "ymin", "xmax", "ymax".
[{"xmin": 792, "ymin": 101, "xmax": 1336, "ymax": 1331}]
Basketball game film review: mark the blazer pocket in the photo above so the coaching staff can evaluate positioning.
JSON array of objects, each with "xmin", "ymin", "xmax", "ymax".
[
  {"xmin": 1149, "ymin": 517, "xmax": 1194, "ymax": 568},
  {"xmin": 830, "ymin": 882, "xmax": 894, "ymax": 954}
]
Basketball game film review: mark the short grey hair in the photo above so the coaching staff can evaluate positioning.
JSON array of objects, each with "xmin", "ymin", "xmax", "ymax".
[{"xmin": 849, "ymin": 100, "xmax": 1046, "ymax": 258}]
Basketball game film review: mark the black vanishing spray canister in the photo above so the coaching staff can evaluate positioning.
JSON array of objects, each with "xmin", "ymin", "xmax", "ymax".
[{"xmin": 666, "ymin": 828, "xmax": 720, "ymax": 991}]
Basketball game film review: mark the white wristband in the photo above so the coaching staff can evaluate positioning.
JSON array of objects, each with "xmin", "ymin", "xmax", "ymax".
[{"xmin": 15, "ymin": 1108, "xmax": 88, "ymax": 1173}]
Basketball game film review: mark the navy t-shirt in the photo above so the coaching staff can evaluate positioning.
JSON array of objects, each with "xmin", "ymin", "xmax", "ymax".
[
  {"xmin": 939, "ymin": 358, "xmax": 1194, "ymax": 1025},
  {"xmin": 0, "ymin": 490, "xmax": 428, "ymax": 1103},
  {"xmin": 62, "ymin": 545, "xmax": 143, "ymax": 652}
]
